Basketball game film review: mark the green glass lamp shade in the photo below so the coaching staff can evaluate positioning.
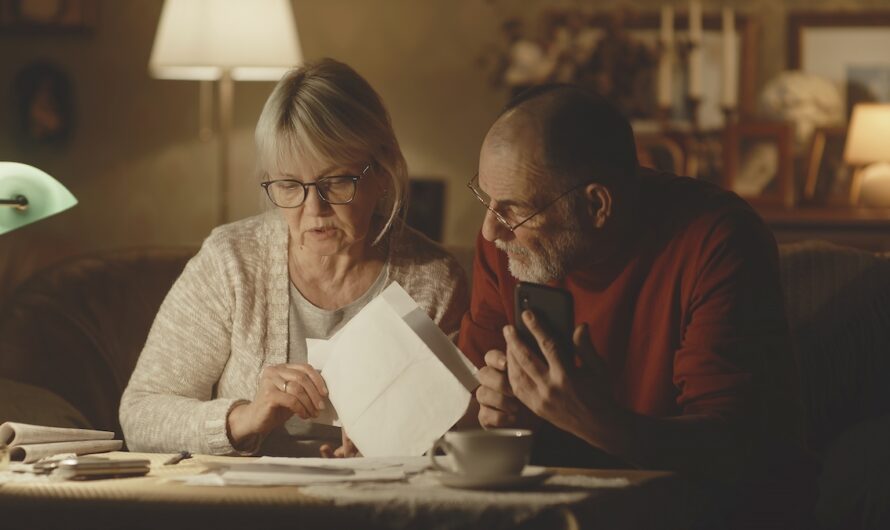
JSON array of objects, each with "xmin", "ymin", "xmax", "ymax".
[{"xmin": 0, "ymin": 162, "xmax": 78, "ymax": 235}]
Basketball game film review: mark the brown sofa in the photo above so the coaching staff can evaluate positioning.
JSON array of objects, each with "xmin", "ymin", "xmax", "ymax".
[
  {"xmin": 0, "ymin": 241, "xmax": 887, "ymax": 529},
  {"xmin": 0, "ymin": 247, "xmax": 195, "ymax": 438}
]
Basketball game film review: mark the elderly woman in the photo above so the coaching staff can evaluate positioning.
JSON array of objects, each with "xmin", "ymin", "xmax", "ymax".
[{"xmin": 120, "ymin": 59, "xmax": 468, "ymax": 457}]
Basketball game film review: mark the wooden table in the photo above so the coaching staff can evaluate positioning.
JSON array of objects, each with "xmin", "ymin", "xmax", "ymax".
[
  {"xmin": 757, "ymin": 206, "xmax": 890, "ymax": 251},
  {"xmin": 0, "ymin": 452, "xmax": 694, "ymax": 530}
]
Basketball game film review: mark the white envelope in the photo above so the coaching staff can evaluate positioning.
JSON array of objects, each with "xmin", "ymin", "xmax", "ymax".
[{"xmin": 309, "ymin": 282, "xmax": 478, "ymax": 457}]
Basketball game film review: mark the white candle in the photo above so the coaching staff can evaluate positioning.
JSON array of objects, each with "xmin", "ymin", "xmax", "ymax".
[
  {"xmin": 721, "ymin": 7, "xmax": 737, "ymax": 109},
  {"xmin": 688, "ymin": 0, "xmax": 702, "ymax": 99},
  {"xmin": 657, "ymin": 6, "xmax": 674, "ymax": 109}
]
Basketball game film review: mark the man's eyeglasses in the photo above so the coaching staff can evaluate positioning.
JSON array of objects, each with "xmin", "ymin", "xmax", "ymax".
[
  {"xmin": 466, "ymin": 174, "xmax": 588, "ymax": 232},
  {"xmin": 261, "ymin": 164, "xmax": 371, "ymax": 208}
]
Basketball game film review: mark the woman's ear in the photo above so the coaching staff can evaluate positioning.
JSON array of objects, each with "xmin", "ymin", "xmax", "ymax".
[{"xmin": 583, "ymin": 183, "xmax": 612, "ymax": 229}]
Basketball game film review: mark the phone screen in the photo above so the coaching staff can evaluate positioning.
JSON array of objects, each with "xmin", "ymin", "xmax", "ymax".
[{"xmin": 513, "ymin": 282, "xmax": 575, "ymax": 365}]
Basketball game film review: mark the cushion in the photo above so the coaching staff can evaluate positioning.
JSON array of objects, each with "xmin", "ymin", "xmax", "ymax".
[
  {"xmin": 0, "ymin": 377, "xmax": 91, "ymax": 429},
  {"xmin": 779, "ymin": 241, "xmax": 890, "ymax": 450},
  {"xmin": 815, "ymin": 414, "xmax": 890, "ymax": 530},
  {"xmin": 0, "ymin": 247, "xmax": 195, "ymax": 439}
]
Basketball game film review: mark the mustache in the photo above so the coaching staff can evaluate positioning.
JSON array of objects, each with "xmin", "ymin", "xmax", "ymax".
[{"xmin": 494, "ymin": 239, "xmax": 530, "ymax": 256}]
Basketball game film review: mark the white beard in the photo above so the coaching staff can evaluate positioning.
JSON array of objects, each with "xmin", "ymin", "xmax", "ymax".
[{"xmin": 495, "ymin": 226, "xmax": 585, "ymax": 283}]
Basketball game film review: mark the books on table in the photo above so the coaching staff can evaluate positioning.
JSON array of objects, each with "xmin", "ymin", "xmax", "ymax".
[{"xmin": 0, "ymin": 422, "xmax": 122, "ymax": 463}]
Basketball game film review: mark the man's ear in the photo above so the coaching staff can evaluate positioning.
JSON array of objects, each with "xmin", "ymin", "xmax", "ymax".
[{"xmin": 583, "ymin": 183, "xmax": 612, "ymax": 228}]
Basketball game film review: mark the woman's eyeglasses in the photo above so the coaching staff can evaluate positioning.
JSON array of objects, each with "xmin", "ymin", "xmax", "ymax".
[{"xmin": 261, "ymin": 164, "xmax": 371, "ymax": 208}]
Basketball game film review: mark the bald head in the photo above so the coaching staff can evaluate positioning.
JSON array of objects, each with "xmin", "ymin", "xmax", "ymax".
[{"xmin": 487, "ymin": 84, "xmax": 639, "ymax": 190}]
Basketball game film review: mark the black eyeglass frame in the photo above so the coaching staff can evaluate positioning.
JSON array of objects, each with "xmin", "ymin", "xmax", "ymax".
[
  {"xmin": 261, "ymin": 164, "xmax": 371, "ymax": 208},
  {"xmin": 466, "ymin": 173, "xmax": 589, "ymax": 232}
]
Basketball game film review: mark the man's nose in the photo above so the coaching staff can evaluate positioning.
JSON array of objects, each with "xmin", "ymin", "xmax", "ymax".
[{"xmin": 481, "ymin": 209, "xmax": 511, "ymax": 242}]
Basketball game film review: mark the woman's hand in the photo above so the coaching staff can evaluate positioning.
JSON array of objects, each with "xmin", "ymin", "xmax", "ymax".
[
  {"xmin": 320, "ymin": 429, "xmax": 361, "ymax": 458},
  {"xmin": 227, "ymin": 363, "xmax": 328, "ymax": 449}
]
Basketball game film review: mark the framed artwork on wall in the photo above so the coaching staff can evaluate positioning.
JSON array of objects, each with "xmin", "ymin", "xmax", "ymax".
[
  {"xmin": 0, "ymin": 0, "xmax": 97, "ymax": 33},
  {"xmin": 787, "ymin": 11, "xmax": 890, "ymax": 118},
  {"xmin": 723, "ymin": 121, "xmax": 795, "ymax": 208},
  {"xmin": 803, "ymin": 126, "xmax": 851, "ymax": 205},
  {"xmin": 406, "ymin": 179, "xmax": 445, "ymax": 242},
  {"xmin": 635, "ymin": 133, "xmax": 687, "ymax": 175},
  {"xmin": 13, "ymin": 61, "xmax": 76, "ymax": 149}
]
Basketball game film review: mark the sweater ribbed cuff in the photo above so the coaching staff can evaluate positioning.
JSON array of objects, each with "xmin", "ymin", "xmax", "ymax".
[{"xmin": 205, "ymin": 398, "xmax": 261, "ymax": 456}]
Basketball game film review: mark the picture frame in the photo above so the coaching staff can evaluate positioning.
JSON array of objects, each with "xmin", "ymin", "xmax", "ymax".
[
  {"xmin": 13, "ymin": 61, "xmax": 76, "ymax": 148},
  {"xmin": 0, "ymin": 0, "xmax": 97, "ymax": 33},
  {"xmin": 803, "ymin": 126, "xmax": 852, "ymax": 206},
  {"xmin": 635, "ymin": 133, "xmax": 686, "ymax": 175},
  {"xmin": 723, "ymin": 121, "xmax": 795, "ymax": 208},
  {"xmin": 787, "ymin": 11, "xmax": 890, "ymax": 118},
  {"xmin": 406, "ymin": 179, "xmax": 446, "ymax": 242}
]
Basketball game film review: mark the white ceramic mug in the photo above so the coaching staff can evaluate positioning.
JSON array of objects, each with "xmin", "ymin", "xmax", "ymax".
[{"xmin": 429, "ymin": 429, "xmax": 533, "ymax": 477}]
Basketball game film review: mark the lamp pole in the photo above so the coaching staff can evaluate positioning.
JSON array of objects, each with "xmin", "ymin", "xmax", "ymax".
[{"xmin": 218, "ymin": 70, "xmax": 234, "ymax": 226}]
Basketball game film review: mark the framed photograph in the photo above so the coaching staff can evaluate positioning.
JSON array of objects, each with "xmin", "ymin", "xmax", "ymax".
[
  {"xmin": 635, "ymin": 133, "xmax": 686, "ymax": 174},
  {"xmin": 406, "ymin": 179, "xmax": 446, "ymax": 242},
  {"xmin": 723, "ymin": 122, "xmax": 795, "ymax": 208},
  {"xmin": 13, "ymin": 61, "xmax": 76, "ymax": 147},
  {"xmin": 787, "ymin": 11, "xmax": 890, "ymax": 118},
  {"xmin": 803, "ymin": 126, "xmax": 852, "ymax": 206},
  {"xmin": 0, "ymin": 0, "xmax": 97, "ymax": 33}
]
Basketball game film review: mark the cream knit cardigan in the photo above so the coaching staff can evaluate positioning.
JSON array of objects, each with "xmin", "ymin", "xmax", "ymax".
[{"xmin": 119, "ymin": 212, "xmax": 468, "ymax": 454}]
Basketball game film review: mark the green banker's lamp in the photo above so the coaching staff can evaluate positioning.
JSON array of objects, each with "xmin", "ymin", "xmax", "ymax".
[{"xmin": 0, "ymin": 162, "xmax": 77, "ymax": 236}]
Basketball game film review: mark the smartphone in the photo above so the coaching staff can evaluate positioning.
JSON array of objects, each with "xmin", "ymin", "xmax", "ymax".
[
  {"xmin": 513, "ymin": 282, "xmax": 575, "ymax": 366},
  {"xmin": 54, "ymin": 456, "xmax": 151, "ymax": 480}
]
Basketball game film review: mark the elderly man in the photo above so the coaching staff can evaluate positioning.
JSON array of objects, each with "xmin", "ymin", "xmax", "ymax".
[{"xmin": 458, "ymin": 84, "xmax": 813, "ymax": 526}]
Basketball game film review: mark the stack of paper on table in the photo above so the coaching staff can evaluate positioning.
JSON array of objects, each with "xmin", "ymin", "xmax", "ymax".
[
  {"xmin": 173, "ymin": 456, "xmax": 432, "ymax": 487},
  {"xmin": 306, "ymin": 282, "xmax": 479, "ymax": 457},
  {"xmin": 0, "ymin": 422, "xmax": 122, "ymax": 463}
]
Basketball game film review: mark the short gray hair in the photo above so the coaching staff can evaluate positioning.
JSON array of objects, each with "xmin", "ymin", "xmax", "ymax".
[{"xmin": 255, "ymin": 58, "xmax": 408, "ymax": 243}]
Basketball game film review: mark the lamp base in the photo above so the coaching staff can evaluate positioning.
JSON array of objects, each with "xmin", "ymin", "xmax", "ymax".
[{"xmin": 859, "ymin": 162, "xmax": 890, "ymax": 207}]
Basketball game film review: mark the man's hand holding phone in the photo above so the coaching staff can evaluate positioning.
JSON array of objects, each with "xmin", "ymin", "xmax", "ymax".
[
  {"xmin": 477, "ymin": 281, "xmax": 616, "ymax": 443},
  {"xmin": 504, "ymin": 308, "xmax": 617, "ymax": 446},
  {"xmin": 477, "ymin": 282, "xmax": 576, "ymax": 430}
]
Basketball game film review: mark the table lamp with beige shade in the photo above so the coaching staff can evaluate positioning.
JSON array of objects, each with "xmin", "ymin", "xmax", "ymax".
[
  {"xmin": 148, "ymin": 0, "xmax": 302, "ymax": 225},
  {"xmin": 0, "ymin": 162, "xmax": 77, "ymax": 236},
  {"xmin": 845, "ymin": 103, "xmax": 890, "ymax": 207}
]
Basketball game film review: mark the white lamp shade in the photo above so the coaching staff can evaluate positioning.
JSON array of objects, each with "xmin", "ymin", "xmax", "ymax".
[
  {"xmin": 149, "ymin": 0, "xmax": 302, "ymax": 81},
  {"xmin": 844, "ymin": 103, "xmax": 890, "ymax": 165}
]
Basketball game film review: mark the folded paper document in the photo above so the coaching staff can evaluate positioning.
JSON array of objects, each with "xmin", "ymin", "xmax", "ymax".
[
  {"xmin": 0, "ymin": 422, "xmax": 122, "ymax": 463},
  {"xmin": 307, "ymin": 282, "xmax": 479, "ymax": 457}
]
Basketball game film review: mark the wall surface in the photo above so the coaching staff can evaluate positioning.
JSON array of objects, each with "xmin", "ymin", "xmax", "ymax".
[{"xmin": 1, "ymin": 0, "xmax": 887, "ymax": 256}]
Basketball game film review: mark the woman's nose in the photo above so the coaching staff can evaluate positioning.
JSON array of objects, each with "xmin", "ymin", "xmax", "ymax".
[{"xmin": 302, "ymin": 185, "xmax": 329, "ymax": 214}]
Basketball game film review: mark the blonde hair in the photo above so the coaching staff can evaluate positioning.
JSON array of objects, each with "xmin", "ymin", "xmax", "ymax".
[{"xmin": 255, "ymin": 58, "xmax": 408, "ymax": 244}]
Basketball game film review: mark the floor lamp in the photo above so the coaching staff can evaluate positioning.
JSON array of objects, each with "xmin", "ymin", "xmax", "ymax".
[
  {"xmin": 148, "ymin": 0, "xmax": 302, "ymax": 226},
  {"xmin": 0, "ymin": 162, "xmax": 77, "ymax": 236}
]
